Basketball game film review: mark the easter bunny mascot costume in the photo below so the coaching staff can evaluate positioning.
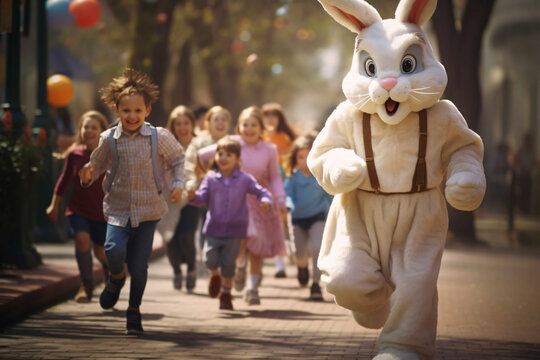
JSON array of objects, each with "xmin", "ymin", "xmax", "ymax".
[{"xmin": 308, "ymin": 0, "xmax": 486, "ymax": 359}]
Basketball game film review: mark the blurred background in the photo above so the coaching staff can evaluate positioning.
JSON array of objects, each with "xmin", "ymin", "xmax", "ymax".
[{"xmin": 1, "ymin": 0, "xmax": 540, "ymax": 266}]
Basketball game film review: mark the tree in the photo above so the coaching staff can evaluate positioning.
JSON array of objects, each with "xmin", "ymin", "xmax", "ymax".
[{"xmin": 431, "ymin": 0, "xmax": 496, "ymax": 242}]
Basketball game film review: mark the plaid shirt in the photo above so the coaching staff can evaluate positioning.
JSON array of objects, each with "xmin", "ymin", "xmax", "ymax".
[{"xmin": 87, "ymin": 122, "xmax": 184, "ymax": 227}]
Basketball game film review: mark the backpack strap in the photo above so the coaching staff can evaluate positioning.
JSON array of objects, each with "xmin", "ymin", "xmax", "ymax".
[
  {"xmin": 105, "ymin": 124, "xmax": 162, "ymax": 194},
  {"xmin": 105, "ymin": 127, "xmax": 119, "ymax": 193},
  {"xmin": 149, "ymin": 125, "xmax": 162, "ymax": 194},
  {"xmin": 362, "ymin": 110, "xmax": 428, "ymax": 195}
]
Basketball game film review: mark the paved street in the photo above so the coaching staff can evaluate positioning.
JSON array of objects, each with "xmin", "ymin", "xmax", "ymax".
[{"xmin": 1, "ymin": 246, "xmax": 539, "ymax": 359}]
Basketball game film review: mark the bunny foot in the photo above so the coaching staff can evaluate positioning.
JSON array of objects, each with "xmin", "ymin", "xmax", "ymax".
[
  {"xmin": 372, "ymin": 348, "xmax": 421, "ymax": 360},
  {"xmin": 352, "ymin": 302, "xmax": 389, "ymax": 329}
]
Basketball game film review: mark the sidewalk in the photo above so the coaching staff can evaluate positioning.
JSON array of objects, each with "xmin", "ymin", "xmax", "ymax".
[
  {"xmin": 0, "ymin": 233, "xmax": 165, "ymax": 328},
  {"xmin": 1, "ymin": 214, "xmax": 539, "ymax": 359},
  {"xmin": 3, "ymin": 210, "xmax": 537, "ymax": 329}
]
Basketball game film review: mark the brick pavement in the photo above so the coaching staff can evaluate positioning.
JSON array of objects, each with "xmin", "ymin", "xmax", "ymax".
[{"xmin": 1, "ymin": 244, "xmax": 540, "ymax": 359}]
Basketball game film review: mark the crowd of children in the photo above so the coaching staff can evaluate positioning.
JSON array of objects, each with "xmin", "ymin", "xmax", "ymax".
[{"xmin": 48, "ymin": 68, "xmax": 332, "ymax": 335}]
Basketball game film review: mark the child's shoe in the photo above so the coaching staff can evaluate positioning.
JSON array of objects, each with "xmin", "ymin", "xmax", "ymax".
[
  {"xmin": 219, "ymin": 292, "xmax": 233, "ymax": 310},
  {"xmin": 208, "ymin": 274, "xmax": 221, "ymax": 298},
  {"xmin": 274, "ymin": 270, "xmax": 286, "ymax": 278},
  {"xmin": 309, "ymin": 282, "xmax": 323, "ymax": 301},
  {"xmin": 99, "ymin": 275, "xmax": 125, "ymax": 309},
  {"xmin": 234, "ymin": 265, "xmax": 246, "ymax": 291},
  {"xmin": 173, "ymin": 273, "xmax": 182, "ymax": 290},
  {"xmin": 297, "ymin": 266, "xmax": 309, "ymax": 287},
  {"xmin": 126, "ymin": 309, "xmax": 143, "ymax": 335},
  {"xmin": 75, "ymin": 281, "xmax": 93, "ymax": 303},
  {"xmin": 244, "ymin": 289, "xmax": 260, "ymax": 305},
  {"xmin": 186, "ymin": 272, "xmax": 196, "ymax": 293}
]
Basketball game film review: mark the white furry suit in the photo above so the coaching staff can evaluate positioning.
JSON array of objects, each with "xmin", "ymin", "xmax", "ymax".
[
  {"xmin": 309, "ymin": 100, "xmax": 485, "ymax": 359},
  {"xmin": 309, "ymin": 1, "xmax": 486, "ymax": 357}
]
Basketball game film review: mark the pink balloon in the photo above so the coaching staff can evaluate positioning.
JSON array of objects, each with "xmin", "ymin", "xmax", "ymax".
[
  {"xmin": 246, "ymin": 53, "xmax": 258, "ymax": 65},
  {"xmin": 69, "ymin": 0, "xmax": 101, "ymax": 28}
]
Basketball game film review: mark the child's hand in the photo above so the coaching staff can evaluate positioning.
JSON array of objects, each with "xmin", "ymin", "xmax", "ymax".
[
  {"xmin": 279, "ymin": 207, "xmax": 288, "ymax": 223},
  {"xmin": 170, "ymin": 187, "xmax": 182, "ymax": 204},
  {"xmin": 46, "ymin": 204, "xmax": 58, "ymax": 222},
  {"xmin": 79, "ymin": 163, "xmax": 95, "ymax": 185},
  {"xmin": 260, "ymin": 200, "xmax": 271, "ymax": 213},
  {"xmin": 187, "ymin": 190, "xmax": 196, "ymax": 201}
]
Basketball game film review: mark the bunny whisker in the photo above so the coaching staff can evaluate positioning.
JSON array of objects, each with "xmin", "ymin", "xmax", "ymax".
[
  {"xmin": 350, "ymin": 93, "xmax": 370, "ymax": 102},
  {"xmin": 409, "ymin": 93, "xmax": 421, "ymax": 102},
  {"xmin": 411, "ymin": 89, "xmax": 439, "ymax": 95},
  {"xmin": 353, "ymin": 96, "xmax": 371, "ymax": 109}
]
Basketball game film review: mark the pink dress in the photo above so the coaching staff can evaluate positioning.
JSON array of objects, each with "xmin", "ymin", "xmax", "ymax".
[{"xmin": 198, "ymin": 135, "xmax": 286, "ymax": 257}]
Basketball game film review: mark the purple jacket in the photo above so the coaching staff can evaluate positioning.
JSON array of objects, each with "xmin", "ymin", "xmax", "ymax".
[{"xmin": 189, "ymin": 168, "xmax": 272, "ymax": 238}]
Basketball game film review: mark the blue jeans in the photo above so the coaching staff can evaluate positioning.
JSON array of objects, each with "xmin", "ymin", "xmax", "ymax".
[
  {"xmin": 105, "ymin": 219, "xmax": 158, "ymax": 308},
  {"xmin": 204, "ymin": 235, "xmax": 241, "ymax": 278},
  {"xmin": 68, "ymin": 214, "xmax": 107, "ymax": 246}
]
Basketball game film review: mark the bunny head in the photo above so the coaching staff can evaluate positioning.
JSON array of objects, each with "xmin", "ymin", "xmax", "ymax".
[{"xmin": 319, "ymin": 0, "xmax": 447, "ymax": 125}]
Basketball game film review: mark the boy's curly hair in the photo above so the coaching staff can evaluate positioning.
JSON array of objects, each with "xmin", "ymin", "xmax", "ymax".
[{"xmin": 99, "ymin": 68, "xmax": 159, "ymax": 107}]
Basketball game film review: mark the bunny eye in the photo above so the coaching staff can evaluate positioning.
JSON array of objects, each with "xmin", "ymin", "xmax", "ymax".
[
  {"xmin": 401, "ymin": 55, "xmax": 417, "ymax": 74},
  {"xmin": 364, "ymin": 58, "xmax": 377, "ymax": 77}
]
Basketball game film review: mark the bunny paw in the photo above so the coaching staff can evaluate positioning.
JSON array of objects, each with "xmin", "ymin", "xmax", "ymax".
[{"xmin": 445, "ymin": 172, "xmax": 485, "ymax": 211}]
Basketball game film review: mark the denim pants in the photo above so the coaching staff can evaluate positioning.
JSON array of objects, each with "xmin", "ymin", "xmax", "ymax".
[
  {"xmin": 105, "ymin": 219, "xmax": 158, "ymax": 308},
  {"xmin": 204, "ymin": 235, "xmax": 241, "ymax": 278}
]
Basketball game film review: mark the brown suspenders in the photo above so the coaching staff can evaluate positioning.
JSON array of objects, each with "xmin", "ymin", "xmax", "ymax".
[{"xmin": 362, "ymin": 110, "xmax": 428, "ymax": 194}]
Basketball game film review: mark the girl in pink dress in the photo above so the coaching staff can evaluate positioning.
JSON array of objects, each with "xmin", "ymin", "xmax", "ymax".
[{"xmin": 198, "ymin": 106, "xmax": 287, "ymax": 305}]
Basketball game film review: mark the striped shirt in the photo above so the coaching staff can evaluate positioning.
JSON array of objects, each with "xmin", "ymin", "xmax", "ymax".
[{"xmin": 86, "ymin": 122, "xmax": 184, "ymax": 228}]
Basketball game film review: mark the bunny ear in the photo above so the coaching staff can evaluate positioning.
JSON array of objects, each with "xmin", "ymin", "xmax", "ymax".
[
  {"xmin": 395, "ymin": 0, "xmax": 438, "ymax": 27},
  {"xmin": 318, "ymin": 0, "xmax": 382, "ymax": 33}
]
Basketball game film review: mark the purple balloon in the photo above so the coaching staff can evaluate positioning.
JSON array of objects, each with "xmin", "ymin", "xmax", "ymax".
[{"xmin": 46, "ymin": 0, "xmax": 74, "ymax": 30}]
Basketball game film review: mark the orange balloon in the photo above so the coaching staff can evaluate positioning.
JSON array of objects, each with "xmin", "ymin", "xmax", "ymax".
[{"xmin": 47, "ymin": 74, "xmax": 74, "ymax": 107}]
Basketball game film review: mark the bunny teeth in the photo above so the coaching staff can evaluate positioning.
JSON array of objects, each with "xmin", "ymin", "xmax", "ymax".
[{"xmin": 385, "ymin": 99, "xmax": 399, "ymax": 115}]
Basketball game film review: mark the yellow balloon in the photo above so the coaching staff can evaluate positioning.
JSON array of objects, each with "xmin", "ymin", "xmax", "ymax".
[{"xmin": 47, "ymin": 74, "xmax": 74, "ymax": 107}]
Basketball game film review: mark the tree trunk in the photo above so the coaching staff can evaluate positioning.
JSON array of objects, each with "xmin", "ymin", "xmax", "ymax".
[
  {"xmin": 129, "ymin": 1, "xmax": 177, "ymax": 126},
  {"xmin": 189, "ymin": 0, "xmax": 242, "ymax": 116},
  {"xmin": 432, "ymin": 0, "xmax": 495, "ymax": 242},
  {"xmin": 171, "ymin": 38, "xmax": 193, "ymax": 107}
]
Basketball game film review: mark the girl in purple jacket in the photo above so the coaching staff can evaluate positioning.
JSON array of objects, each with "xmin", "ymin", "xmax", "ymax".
[{"xmin": 188, "ymin": 137, "xmax": 272, "ymax": 310}]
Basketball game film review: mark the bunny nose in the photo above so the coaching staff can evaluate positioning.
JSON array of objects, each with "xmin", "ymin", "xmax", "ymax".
[{"xmin": 380, "ymin": 77, "xmax": 397, "ymax": 91}]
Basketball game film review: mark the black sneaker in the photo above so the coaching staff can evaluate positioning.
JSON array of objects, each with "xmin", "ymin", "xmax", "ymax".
[
  {"xmin": 126, "ymin": 310, "xmax": 143, "ymax": 335},
  {"xmin": 173, "ymin": 273, "xmax": 182, "ymax": 290},
  {"xmin": 99, "ymin": 276, "xmax": 125, "ymax": 310},
  {"xmin": 297, "ymin": 267, "xmax": 309, "ymax": 287},
  {"xmin": 274, "ymin": 270, "xmax": 286, "ymax": 278},
  {"xmin": 186, "ymin": 273, "xmax": 196, "ymax": 292},
  {"xmin": 310, "ymin": 283, "xmax": 323, "ymax": 301}
]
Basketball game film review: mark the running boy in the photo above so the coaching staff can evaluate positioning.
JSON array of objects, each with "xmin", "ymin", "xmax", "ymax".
[
  {"xmin": 80, "ymin": 68, "xmax": 184, "ymax": 335},
  {"xmin": 188, "ymin": 137, "xmax": 272, "ymax": 310}
]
